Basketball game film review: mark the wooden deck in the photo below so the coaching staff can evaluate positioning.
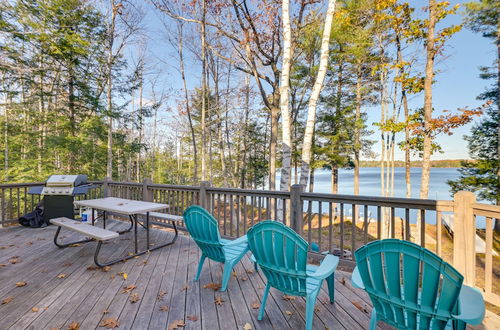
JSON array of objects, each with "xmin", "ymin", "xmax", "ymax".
[{"xmin": 0, "ymin": 221, "xmax": 493, "ymax": 330}]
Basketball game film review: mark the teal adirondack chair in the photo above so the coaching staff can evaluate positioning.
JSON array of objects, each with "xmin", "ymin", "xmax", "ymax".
[
  {"xmin": 183, "ymin": 205, "xmax": 249, "ymax": 291},
  {"xmin": 352, "ymin": 239, "xmax": 485, "ymax": 329},
  {"xmin": 247, "ymin": 221, "xmax": 339, "ymax": 330}
]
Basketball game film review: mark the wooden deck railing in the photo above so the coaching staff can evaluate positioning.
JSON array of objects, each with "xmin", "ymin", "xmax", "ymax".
[{"xmin": 1, "ymin": 179, "xmax": 498, "ymax": 308}]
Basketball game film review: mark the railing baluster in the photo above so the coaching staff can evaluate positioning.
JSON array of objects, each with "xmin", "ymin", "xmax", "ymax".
[
  {"xmin": 258, "ymin": 196, "xmax": 262, "ymax": 222},
  {"xmin": 363, "ymin": 205, "xmax": 368, "ymax": 244},
  {"xmin": 251, "ymin": 195, "xmax": 255, "ymax": 227},
  {"xmin": 340, "ymin": 203, "xmax": 344, "ymax": 259},
  {"xmin": 329, "ymin": 202, "xmax": 333, "ymax": 253},
  {"xmin": 352, "ymin": 204, "xmax": 356, "ymax": 260},
  {"xmin": 223, "ymin": 194, "xmax": 227, "ymax": 235},
  {"xmin": 420, "ymin": 209, "xmax": 426, "ymax": 248},
  {"xmin": 307, "ymin": 200, "xmax": 312, "ymax": 247},
  {"xmin": 377, "ymin": 206, "xmax": 381, "ymax": 240},
  {"xmin": 230, "ymin": 194, "xmax": 234, "ymax": 237},
  {"xmin": 318, "ymin": 202, "xmax": 322, "ymax": 251},
  {"xmin": 485, "ymin": 217, "xmax": 493, "ymax": 294},
  {"xmin": 405, "ymin": 208, "xmax": 410, "ymax": 241},
  {"xmin": 390, "ymin": 207, "xmax": 395, "ymax": 238},
  {"xmin": 436, "ymin": 211, "xmax": 442, "ymax": 256}
]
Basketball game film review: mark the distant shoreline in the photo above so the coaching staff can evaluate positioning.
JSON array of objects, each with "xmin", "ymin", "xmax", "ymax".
[{"xmin": 359, "ymin": 159, "xmax": 471, "ymax": 168}]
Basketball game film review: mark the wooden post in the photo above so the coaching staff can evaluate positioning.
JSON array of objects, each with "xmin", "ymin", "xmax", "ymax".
[
  {"xmin": 200, "ymin": 181, "xmax": 211, "ymax": 209},
  {"xmin": 291, "ymin": 184, "xmax": 304, "ymax": 236},
  {"xmin": 143, "ymin": 178, "xmax": 153, "ymax": 202},
  {"xmin": 453, "ymin": 191, "xmax": 476, "ymax": 286},
  {"xmin": 102, "ymin": 177, "xmax": 111, "ymax": 198}
]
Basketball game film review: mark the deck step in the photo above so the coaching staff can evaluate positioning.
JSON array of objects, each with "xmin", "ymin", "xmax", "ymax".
[{"xmin": 50, "ymin": 217, "xmax": 119, "ymax": 241}]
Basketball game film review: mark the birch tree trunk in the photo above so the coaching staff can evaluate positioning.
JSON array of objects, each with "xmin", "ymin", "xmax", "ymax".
[
  {"xmin": 354, "ymin": 63, "xmax": 362, "ymax": 195},
  {"xmin": 299, "ymin": 0, "xmax": 337, "ymax": 186},
  {"xmin": 279, "ymin": 0, "xmax": 293, "ymax": 192},
  {"xmin": 420, "ymin": 0, "xmax": 437, "ymax": 200},
  {"xmin": 106, "ymin": 0, "xmax": 117, "ymax": 179},
  {"xmin": 200, "ymin": 0, "xmax": 208, "ymax": 182}
]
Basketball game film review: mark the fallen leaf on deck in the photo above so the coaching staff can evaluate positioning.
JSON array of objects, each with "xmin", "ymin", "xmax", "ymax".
[
  {"xmin": 157, "ymin": 291, "xmax": 167, "ymax": 301},
  {"xmin": 340, "ymin": 277, "xmax": 346, "ymax": 285},
  {"xmin": 32, "ymin": 307, "xmax": 39, "ymax": 312},
  {"xmin": 241, "ymin": 277, "xmax": 248, "ymax": 281},
  {"xmin": 186, "ymin": 315, "xmax": 198, "ymax": 321},
  {"xmin": 9, "ymin": 258, "xmax": 19, "ymax": 264},
  {"xmin": 87, "ymin": 266, "xmax": 99, "ymax": 271},
  {"xmin": 122, "ymin": 285, "xmax": 136, "ymax": 293},
  {"xmin": 99, "ymin": 317, "xmax": 120, "ymax": 328},
  {"xmin": 167, "ymin": 320, "xmax": 185, "ymax": 330},
  {"xmin": 63, "ymin": 263, "xmax": 72, "ymax": 267},
  {"xmin": 26, "ymin": 242, "xmax": 33, "ymax": 246},
  {"xmin": 180, "ymin": 285, "xmax": 189, "ymax": 291},
  {"xmin": 243, "ymin": 323, "xmax": 252, "ymax": 330},
  {"xmin": 282, "ymin": 295, "xmax": 295, "ymax": 301},
  {"xmin": 203, "ymin": 282, "xmax": 221, "ymax": 291},
  {"xmin": 68, "ymin": 244, "xmax": 81, "ymax": 247},
  {"xmin": 314, "ymin": 307, "xmax": 320, "ymax": 313},
  {"xmin": 251, "ymin": 302, "xmax": 260, "ymax": 309},
  {"xmin": 159, "ymin": 305, "xmax": 169, "ymax": 312},
  {"xmin": 129, "ymin": 293, "xmax": 140, "ymax": 303},
  {"xmin": 57, "ymin": 273, "xmax": 67, "ymax": 279},
  {"xmin": 50, "ymin": 328, "xmax": 58, "ymax": 330},
  {"xmin": 352, "ymin": 301, "xmax": 368, "ymax": 313},
  {"xmin": 0, "ymin": 246, "xmax": 6, "ymax": 250},
  {"xmin": 117, "ymin": 272, "xmax": 127, "ymax": 279},
  {"xmin": 102, "ymin": 310, "xmax": 109, "ymax": 314},
  {"xmin": 68, "ymin": 321, "xmax": 80, "ymax": 330},
  {"xmin": 285, "ymin": 310, "xmax": 293, "ymax": 315},
  {"xmin": 215, "ymin": 296, "xmax": 224, "ymax": 306},
  {"xmin": 102, "ymin": 266, "xmax": 111, "ymax": 272},
  {"xmin": 1, "ymin": 297, "xmax": 13, "ymax": 305},
  {"xmin": 128, "ymin": 252, "xmax": 134, "ymax": 256},
  {"xmin": 0, "ymin": 264, "xmax": 6, "ymax": 268},
  {"xmin": 44, "ymin": 306, "xmax": 49, "ymax": 310},
  {"xmin": 143, "ymin": 260, "xmax": 148, "ymax": 265},
  {"xmin": 246, "ymin": 269, "xmax": 253, "ymax": 274},
  {"xmin": 232, "ymin": 271, "xmax": 237, "ymax": 278},
  {"xmin": 15, "ymin": 281, "xmax": 27, "ymax": 287}
]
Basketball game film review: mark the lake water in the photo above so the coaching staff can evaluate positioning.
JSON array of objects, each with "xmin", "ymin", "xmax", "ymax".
[{"xmin": 276, "ymin": 167, "xmax": 481, "ymax": 226}]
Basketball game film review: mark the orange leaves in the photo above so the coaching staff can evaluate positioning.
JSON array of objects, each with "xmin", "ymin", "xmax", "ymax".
[
  {"xmin": 186, "ymin": 315, "xmax": 198, "ymax": 322},
  {"xmin": 1, "ymin": 297, "xmax": 13, "ymax": 305},
  {"xmin": 353, "ymin": 301, "xmax": 369, "ymax": 313},
  {"xmin": 282, "ymin": 295, "xmax": 295, "ymax": 301},
  {"xmin": 159, "ymin": 305, "xmax": 170, "ymax": 312},
  {"xmin": 100, "ymin": 318, "xmax": 120, "ymax": 328},
  {"xmin": 31, "ymin": 307, "xmax": 39, "ymax": 312},
  {"xmin": 129, "ymin": 293, "xmax": 140, "ymax": 303},
  {"xmin": 15, "ymin": 281, "xmax": 27, "ymax": 287},
  {"xmin": 9, "ymin": 257, "xmax": 20, "ymax": 264},
  {"xmin": 122, "ymin": 285, "xmax": 136, "ymax": 294},
  {"xmin": 203, "ymin": 282, "xmax": 221, "ymax": 291},
  {"xmin": 168, "ymin": 320, "xmax": 185, "ymax": 330},
  {"xmin": 251, "ymin": 302, "xmax": 260, "ymax": 309},
  {"xmin": 157, "ymin": 291, "xmax": 167, "ymax": 301},
  {"xmin": 57, "ymin": 274, "xmax": 67, "ymax": 279},
  {"xmin": 68, "ymin": 321, "xmax": 80, "ymax": 330},
  {"xmin": 214, "ymin": 296, "xmax": 224, "ymax": 306}
]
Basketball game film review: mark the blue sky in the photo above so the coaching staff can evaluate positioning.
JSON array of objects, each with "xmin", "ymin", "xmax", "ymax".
[{"xmin": 139, "ymin": 0, "xmax": 495, "ymax": 161}]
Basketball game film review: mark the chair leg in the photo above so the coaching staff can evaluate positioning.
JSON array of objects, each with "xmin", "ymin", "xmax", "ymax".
[
  {"xmin": 326, "ymin": 274, "xmax": 335, "ymax": 303},
  {"xmin": 452, "ymin": 319, "xmax": 466, "ymax": 330},
  {"xmin": 369, "ymin": 309, "xmax": 378, "ymax": 330},
  {"xmin": 195, "ymin": 254, "xmax": 206, "ymax": 281},
  {"xmin": 305, "ymin": 291, "xmax": 319, "ymax": 330},
  {"xmin": 258, "ymin": 283, "xmax": 271, "ymax": 320},
  {"xmin": 221, "ymin": 261, "xmax": 234, "ymax": 291}
]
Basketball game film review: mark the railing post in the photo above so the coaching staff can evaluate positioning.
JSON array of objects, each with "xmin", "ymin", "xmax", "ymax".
[
  {"xmin": 143, "ymin": 178, "xmax": 153, "ymax": 202},
  {"xmin": 453, "ymin": 191, "xmax": 476, "ymax": 286},
  {"xmin": 290, "ymin": 184, "xmax": 304, "ymax": 236},
  {"xmin": 199, "ymin": 181, "xmax": 211, "ymax": 209},
  {"xmin": 102, "ymin": 177, "xmax": 111, "ymax": 198}
]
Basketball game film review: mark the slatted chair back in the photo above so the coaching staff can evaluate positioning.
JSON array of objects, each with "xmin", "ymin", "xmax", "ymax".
[
  {"xmin": 247, "ymin": 221, "xmax": 309, "ymax": 296},
  {"xmin": 354, "ymin": 239, "xmax": 464, "ymax": 329},
  {"xmin": 183, "ymin": 205, "xmax": 225, "ymax": 262}
]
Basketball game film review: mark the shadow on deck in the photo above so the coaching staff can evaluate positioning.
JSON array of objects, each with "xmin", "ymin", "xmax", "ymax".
[{"xmin": 0, "ymin": 221, "xmax": 493, "ymax": 329}]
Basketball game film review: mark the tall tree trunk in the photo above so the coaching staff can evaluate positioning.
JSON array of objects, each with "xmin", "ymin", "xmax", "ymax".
[
  {"xmin": 106, "ymin": 0, "xmax": 117, "ymax": 179},
  {"xmin": 68, "ymin": 67, "xmax": 76, "ymax": 172},
  {"xmin": 269, "ymin": 105, "xmax": 279, "ymax": 190},
  {"xmin": 279, "ymin": 0, "xmax": 293, "ymax": 192},
  {"xmin": 420, "ymin": 0, "xmax": 437, "ymax": 200},
  {"xmin": 1, "ymin": 73, "xmax": 8, "ymax": 182},
  {"xmin": 137, "ymin": 77, "xmax": 143, "ymax": 182},
  {"xmin": 178, "ymin": 22, "xmax": 198, "ymax": 183},
  {"xmin": 299, "ymin": 0, "xmax": 337, "ymax": 186},
  {"xmin": 200, "ymin": 0, "xmax": 208, "ymax": 182},
  {"xmin": 354, "ymin": 63, "xmax": 362, "ymax": 195},
  {"xmin": 495, "ymin": 19, "xmax": 500, "ymax": 231}
]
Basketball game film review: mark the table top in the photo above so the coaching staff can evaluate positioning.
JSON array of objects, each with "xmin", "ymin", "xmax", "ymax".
[{"xmin": 74, "ymin": 197, "xmax": 169, "ymax": 215}]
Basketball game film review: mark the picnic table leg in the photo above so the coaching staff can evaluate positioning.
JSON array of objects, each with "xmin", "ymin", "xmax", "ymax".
[{"xmin": 53, "ymin": 226, "xmax": 95, "ymax": 248}]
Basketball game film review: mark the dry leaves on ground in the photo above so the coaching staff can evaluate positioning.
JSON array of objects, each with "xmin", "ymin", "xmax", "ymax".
[
  {"xmin": 68, "ymin": 321, "xmax": 80, "ymax": 330},
  {"xmin": 282, "ymin": 295, "xmax": 295, "ymax": 301},
  {"xmin": 214, "ymin": 296, "xmax": 224, "ymax": 306},
  {"xmin": 99, "ymin": 317, "xmax": 120, "ymax": 328},
  {"xmin": 129, "ymin": 293, "xmax": 140, "ymax": 303},
  {"xmin": 1, "ymin": 297, "xmax": 13, "ymax": 305},
  {"xmin": 251, "ymin": 302, "xmax": 260, "ymax": 309},
  {"xmin": 9, "ymin": 258, "xmax": 19, "ymax": 264},
  {"xmin": 32, "ymin": 307, "xmax": 39, "ymax": 312},
  {"xmin": 203, "ymin": 282, "xmax": 221, "ymax": 291},
  {"xmin": 157, "ymin": 291, "xmax": 167, "ymax": 301},
  {"xmin": 57, "ymin": 274, "xmax": 67, "ymax": 279},
  {"xmin": 352, "ymin": 301, "xmax": 368, "ymax": 313},
  {"xmin": 122, "ymin": 285, "xmax": 136, "ymax": 294},
  {"xmin": 63, "ymin": 263, "xmax": 72, "ymax": 267},
  {"xmin": 26, "ymin": 241, "xmax": 33, "ymax": 246},
  {"xmin": 159, "ymin": 305, "xmax": 169, "ymax": 312},
  {"xmin": 243, "ymin": 323, "xmax": 252, "ymax": 330},
  {"xmin": 232, "ymin": 271, "xmax": 237, "ymax": 278},
  {"xmin": 285, "ymin": 310, "xmax": 294, "ymax": 315},
  {"xmin": 180, "ymin": 285, "xmax": 189, "ymax": 291},
  {"xmin": 87, "ymin": 265, "xmax": 99, "ymax": 271},
  {"xmin": 186, "ymin": 315, "xmax": 198, "ymax": 322},
  {"xmin": 117, "ymin": 272, "xmax": 127, "ymax": 280},
  {"xmin": 102, "ymin": 266, "xmax": 111, "ymax": 272},
  {"xmin": 340, "ymin": 277, "xmax": 346, "ymax": 285},
  {"xmin": 15, "ymin": 281, "xmax": 27, "ymax": 287},
  {"xmin": 241, "ymin": 277, "xmax": 248, "ymax": 281},
  {"xmin": 167, "ymin": 320, "xmax": 185, "ymax": 330},
  {"xmin": 102, "ymin": 310, "xmax": 109, "ymax": 314},
  {"xmin": 68, "ymin": 243, "xmax": 81, "ymax": 247},
  {"xmin": 246, "ymin": 269, "xmax": 253, "ymax": 274},
  {"xmin": 0, "ymin": 264, "xmax": 6, "ymax": 268}
]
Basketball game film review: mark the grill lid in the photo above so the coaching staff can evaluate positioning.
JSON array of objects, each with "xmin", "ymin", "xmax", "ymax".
[{"xmin": 46, "ymin": 175, "xmax": 87, "ymax": 187}]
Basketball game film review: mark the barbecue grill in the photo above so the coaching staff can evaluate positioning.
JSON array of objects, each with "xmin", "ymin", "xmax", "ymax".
[{"xmin": 29, "ymin": 175, "xmax": 94, "ymax": 223}]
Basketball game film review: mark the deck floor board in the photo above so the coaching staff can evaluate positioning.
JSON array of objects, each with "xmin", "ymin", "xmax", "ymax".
[{"xmin": 0, "ymin": 224, "xmax": 398, "ymax": 329}]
